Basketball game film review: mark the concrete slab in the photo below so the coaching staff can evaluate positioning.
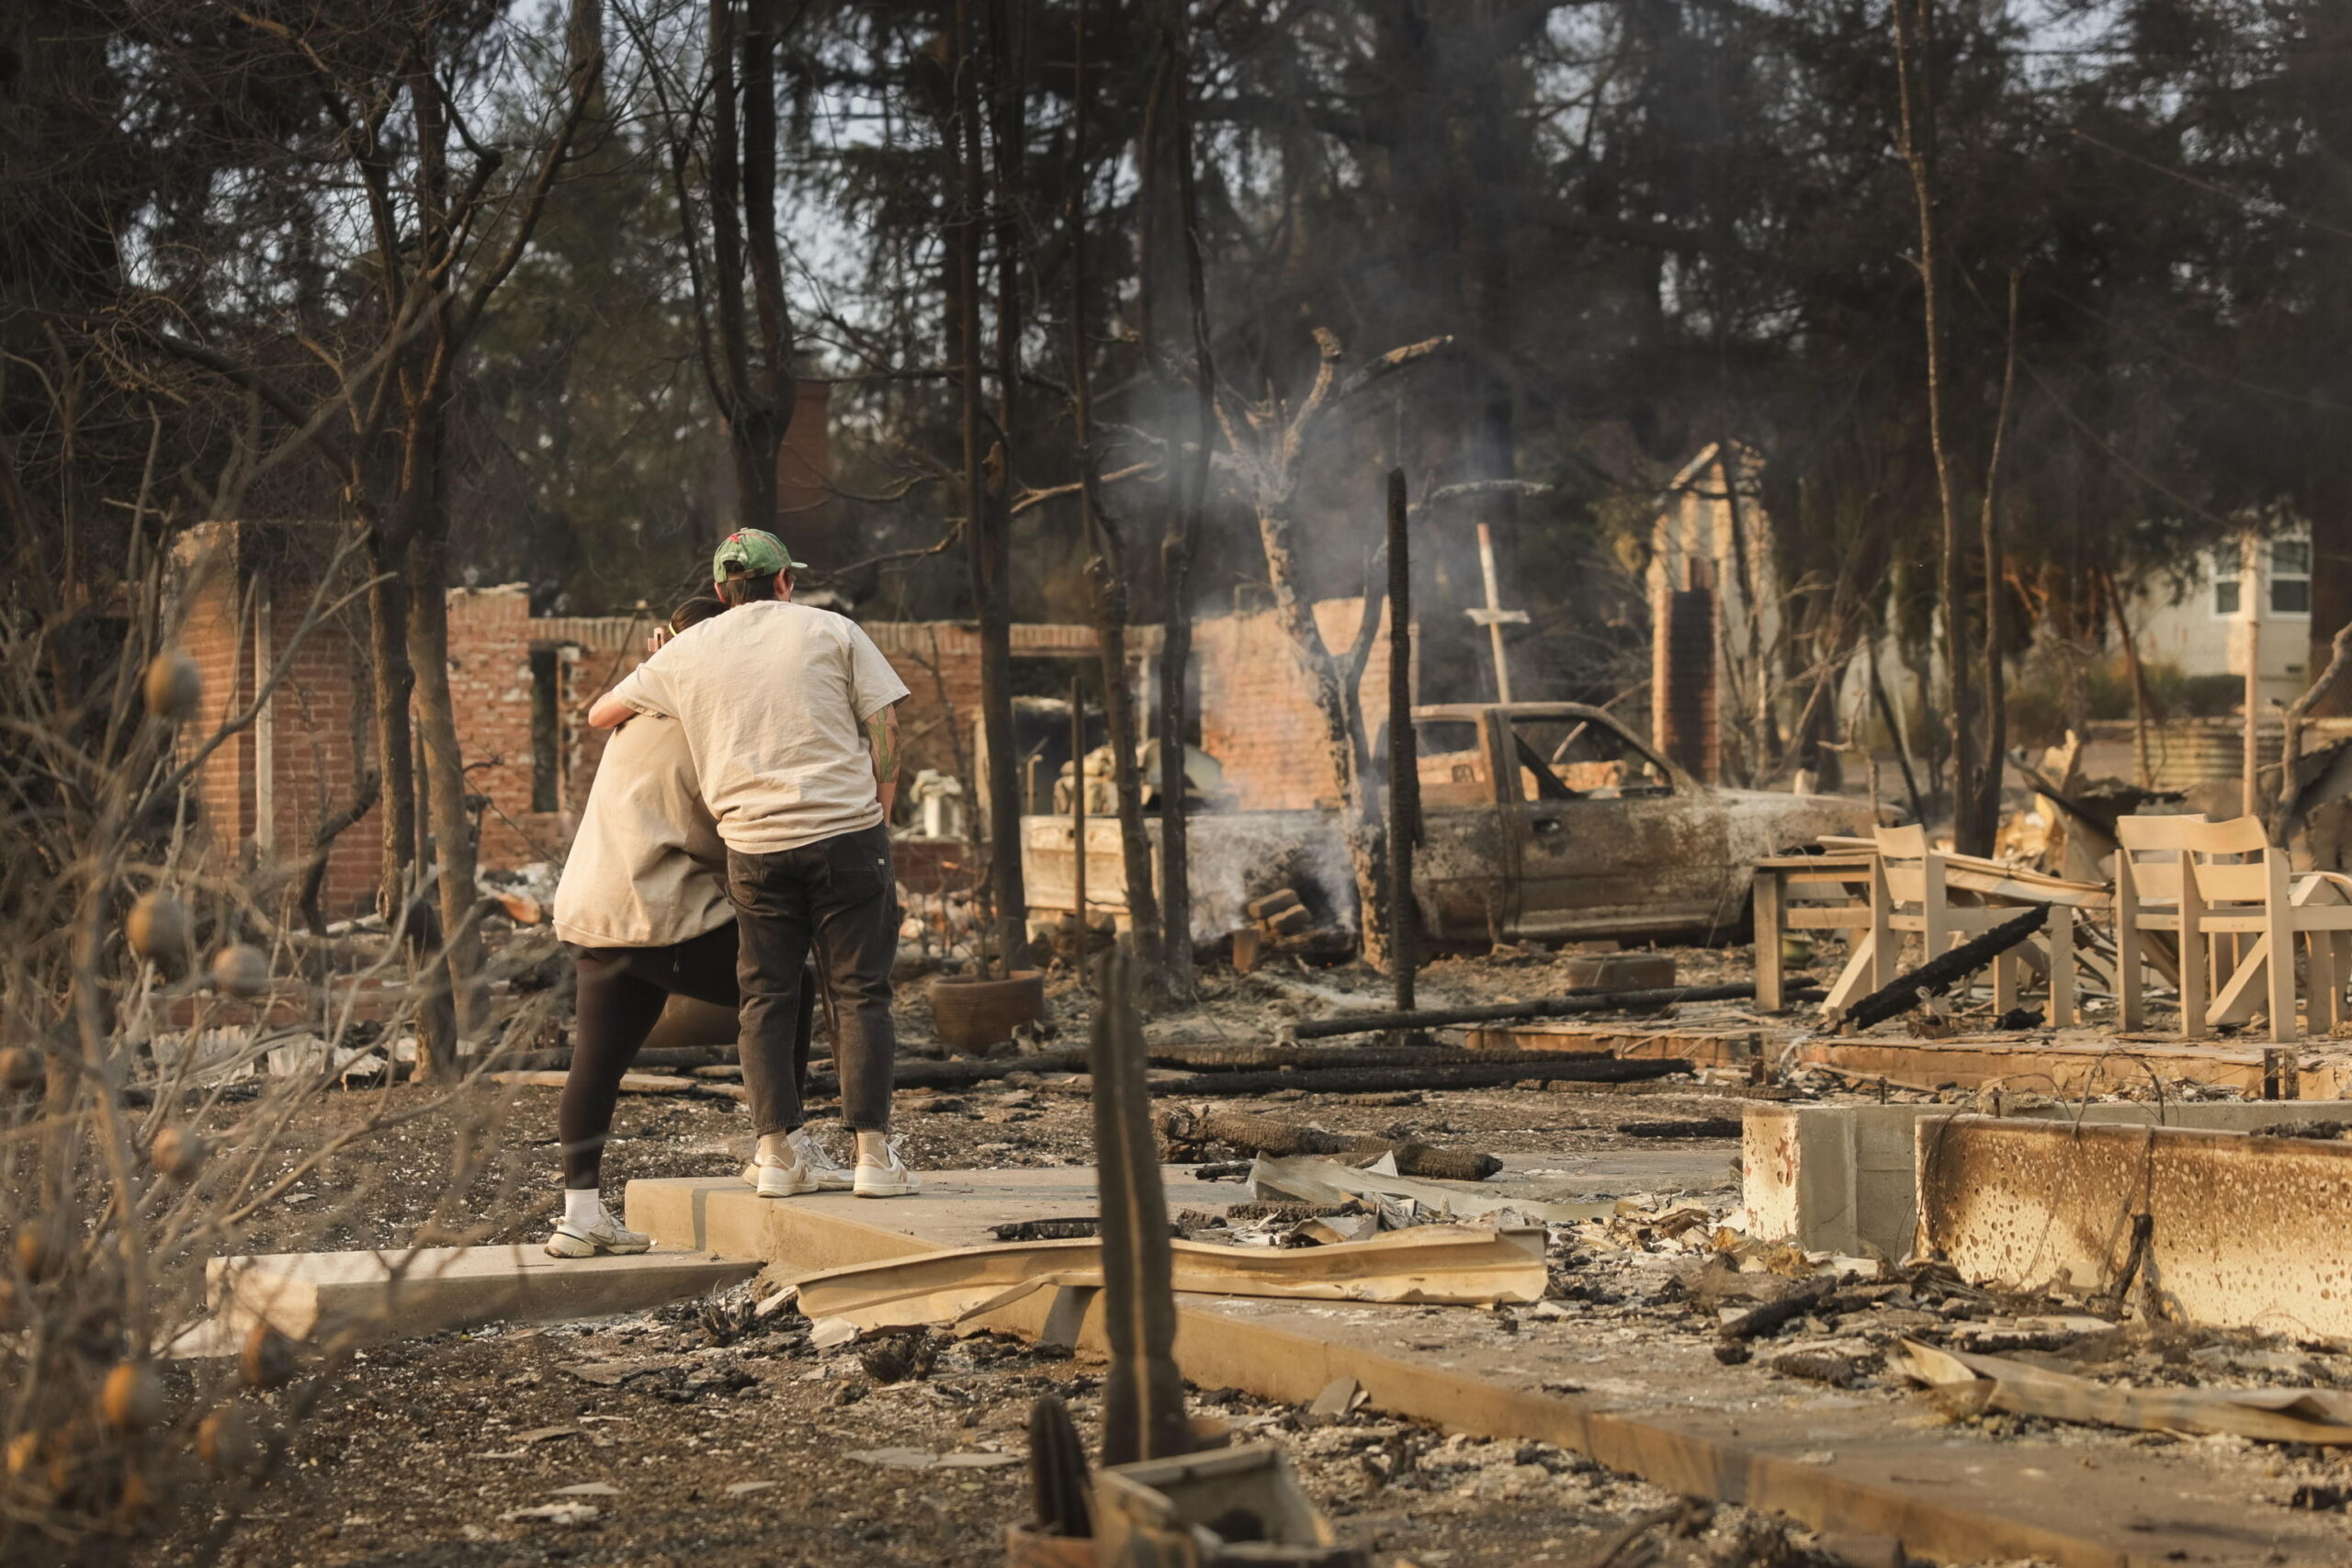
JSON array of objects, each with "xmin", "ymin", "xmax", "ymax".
[
  {"xmin": 626, "ymin": 1166, "xmax": 1264, "ymax": 1267},
  {"xmin": 1918, "ymin": 1116, "xmax": 2352, "ymax": 1337},
  {"xmin": 624, "ymin": 1165, "xmax": 2348, "ymax": 1567},
  {"xmin": 206, "ymin": 1245, "xmax": 758, "ymax": 1342},
  {"xmin": 1744, "ymin": 1099, "xmax": 2352, "ymax": 1258},
  {"xmin": 1498, "ymin": 1148, "xmax": 1740, "ymax": 1196}
]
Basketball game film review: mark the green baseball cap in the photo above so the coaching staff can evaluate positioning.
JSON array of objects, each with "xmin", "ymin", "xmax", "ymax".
[{"xmin": 711, "ymin": 528, "xmax": 803, "ymax": 581}]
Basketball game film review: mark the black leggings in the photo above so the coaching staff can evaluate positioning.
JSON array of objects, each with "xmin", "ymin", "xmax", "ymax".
[{"xmin": 559, "ymin": 920, "xmax": 819, "ymax": 1189}]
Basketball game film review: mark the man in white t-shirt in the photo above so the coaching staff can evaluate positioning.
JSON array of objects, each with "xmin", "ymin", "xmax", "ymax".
[{"xmin": 588, "ymin": 529, "xmax": 917, "ymax": 1197}]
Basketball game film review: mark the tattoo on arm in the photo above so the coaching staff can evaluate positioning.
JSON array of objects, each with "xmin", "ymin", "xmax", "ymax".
[{"xmin": 865, "ymin": 705, "xmax": 901, "ymax": 786}]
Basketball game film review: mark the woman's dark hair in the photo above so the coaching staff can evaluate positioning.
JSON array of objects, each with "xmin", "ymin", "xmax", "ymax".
[
  {"xmin": 715, "ymin": 570, "xmax": 784, "ymax": 606},
  {"xmin": 669, "ymin": 594, "xmax": 728, "ymax": 634}
]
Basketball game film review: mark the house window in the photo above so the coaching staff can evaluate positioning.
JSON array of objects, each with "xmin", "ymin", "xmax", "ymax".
[
  {"xmin": 2214, "ymin": 548, "xmax": 2242, "ymax": 616},
  {"xmin": 2272, "ymin": 536, "xmax": 2312, "ymax": 615},
  {"xmin": 530, "ymin": 648, "xmax": 565, "ymax": 812}
]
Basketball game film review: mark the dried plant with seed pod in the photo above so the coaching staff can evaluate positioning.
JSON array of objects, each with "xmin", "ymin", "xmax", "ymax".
[{"xmin": 0, "ymin": 405, "xmax": 555, "ymax": 1560}]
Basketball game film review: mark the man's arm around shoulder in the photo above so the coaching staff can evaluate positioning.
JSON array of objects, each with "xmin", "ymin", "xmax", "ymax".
[{"xmin": 865, "ymin": 699, "xmax": 904, "ymax": 821}]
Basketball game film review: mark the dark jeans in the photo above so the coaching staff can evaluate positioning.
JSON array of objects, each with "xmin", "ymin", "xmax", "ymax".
[
  {"xmin": 559, "ymin": 920, "xmax": 817, "ymax": 1188},
  {"xmin": 728, "ymin": 821, "xmax": 899, "ymax": 1134}
]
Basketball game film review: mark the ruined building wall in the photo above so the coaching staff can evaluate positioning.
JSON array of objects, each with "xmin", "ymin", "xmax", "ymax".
[
  {"xmin": 177, "ymin": 521, "xmax": 1389, "ymax": 918},
  {"xmin": 1193, "ymin": 599, "xmax": 1390, "ymax": 812}
]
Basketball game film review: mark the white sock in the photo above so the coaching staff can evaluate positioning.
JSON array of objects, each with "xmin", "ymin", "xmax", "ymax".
[
  {"xmin": 756, "ymin": 1131, "xmax": 796, "ymax": 1167},
  {"xmin": 854, "ymin": 1130, "xmax": 891, "ymax": 1167},
  {"xmin": 562, "ymin": 1188, "xmax": 605, "ymax": 1229}
]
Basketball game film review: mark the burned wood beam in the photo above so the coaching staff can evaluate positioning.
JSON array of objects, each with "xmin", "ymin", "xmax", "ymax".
[
  {"xmin": 1719, "ymin": 1276, "xmax": 1838, "ymax": 1342},
  {"xmin": 494, "ymin": 1045, "xmax": 732, "ymax": 1074},
  {"xmin": 1091, "ymin": 945, "xmax": 1190, "ymax": 1465},
  {"xmin": 1289, "ymin": 983, "xmax": 1810, "ymax": 1040},
  {"xmin": 805, "ymin": 1042, "xmax": 1712, "ymax": 1098},
  {"xmin": 1615, "ymin": 1118, "xmax": 1743, "ymax": 1140},
  {"xmin": 1841, "ymin": 906, "xmax": 2047, "ymax": 1032},
  {"xmin": 1156, "ymin": 1107, "xmax": 1502, "ymax": 1180},
  {"xmin": 1131, "ymin": 1056, "xmax": 1685, "ymax": 1099}
]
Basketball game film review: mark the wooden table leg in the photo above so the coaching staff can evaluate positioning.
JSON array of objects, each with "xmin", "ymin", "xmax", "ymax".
[{"xmin": 1753, "ymin": 870, "xmax": 1786, "ymax": 1014}]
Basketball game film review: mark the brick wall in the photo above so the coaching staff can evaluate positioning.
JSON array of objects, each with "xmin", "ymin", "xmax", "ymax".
[
  {"xmin": 176, "ymin": 528, "xmax": 1376, "ymax": 919},
  {"xmin": 174, "ymin": 525, "xmax": 255, "ymax": 852},
  {"xmin": 1194, "ymin": 599, "xmax": 1389, "ymax": 810},
  {"xmin": 175, "ymin": 521, "xmax": 379, "ymax": 919},
  {"xmin": 447, "ymin": 586, "xmax": 571, "ymax": 869}
]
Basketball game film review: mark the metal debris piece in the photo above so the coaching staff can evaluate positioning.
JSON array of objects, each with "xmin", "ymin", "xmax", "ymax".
[
  {"xmin": 808, "ymin": 1316, "xmax": 861, "ymax": 1349},
  {"xmin": 1092, "ymin": 1442, "xmax": 1363, "ymax": 1567},
  {"xmin": 1159, "ymin": 1106, "xmax": 1501, "ymax": 1180},
  {"xmin": 1897, "ymin": 1338, "xmax": 2352, "ymax": 1443},
  {"xmin": 790, "ymin": 1225, "xmax": 1548, "ymax": 1332},
  {"xmin": 1304, "ymin": 1377, "xmax": 1364, "ymax": 1426},
  {"xmin": 1248, "ymin": 1154, "xmax": 1613, "ymax": 1225}
]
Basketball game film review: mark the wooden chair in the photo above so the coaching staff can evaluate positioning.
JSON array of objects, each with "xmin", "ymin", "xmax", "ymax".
[
  {"xmin": 2112, "ymin": 814, "xmax": 2205, "ymax": 1035},
  {"xmin": 2177, "ymin": 816, "xmax": 2352, "ymax": 1043},
  {"xmin": 1870, "ymin": 824, "xmax": 2075, "ymax": 1025}
]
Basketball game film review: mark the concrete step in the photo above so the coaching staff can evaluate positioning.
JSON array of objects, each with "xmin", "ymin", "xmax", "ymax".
[
  {"xmin": 624, "ymin": 1166, "xmax": 1260, "ymax": 1273},
  {"xmin": 207, "ymin": 1244, "xmax": 759, "ymax": 1342}
]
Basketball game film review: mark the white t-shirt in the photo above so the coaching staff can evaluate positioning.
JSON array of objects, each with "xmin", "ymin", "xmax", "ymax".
[
  {"xmin": 551, "ymin": 715, "xmax": 733, "ymax": 948},
  {"xmin": 606, "ymin": 600, "xmax": 910, "ymax": 854}
]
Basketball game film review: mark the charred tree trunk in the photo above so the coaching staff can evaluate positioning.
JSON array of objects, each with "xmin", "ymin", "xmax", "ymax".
[
  {"xmin": 704, "ymin": 0, "xmax": 796, "ymax": 530},
  {"xmin": 1066, "ymin": 6, "xmax": 1161, "ymax": 972},
  {"xmin": 953, "ymin": 0, "xmax": 1025, "ymax": 973},
  {"xmin": 1972, "ymin": 271, "xmax": 2022, "ymax": 849},
  {"xmin": 1216, "ymin": 332, "xmax": 1443, "ymax": 970},
  {"xmin": 1894, "ymin": 0, "xmax": 1984, "ymax": 853},
  {"xmin": 1386, "ymin": 469, "xmax": 1418, "ymax": 1010},
  {"xmin": 1144, "ymin": 0, "xmax": 1216, "ymax": 1000}
]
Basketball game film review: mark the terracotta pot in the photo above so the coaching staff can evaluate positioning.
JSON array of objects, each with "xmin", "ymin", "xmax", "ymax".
[{"xmin": 927, "ymin": 970, "xmax": 1046, "ymax": 1055}]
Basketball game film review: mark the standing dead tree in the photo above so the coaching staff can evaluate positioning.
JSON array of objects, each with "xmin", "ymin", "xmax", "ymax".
[
  {"xmin": 1213, "ymin": 329, "xmax": 1449, "ymax": 971},
  {"xmin": 1892, "ymin": 0, "xmax": 1980, "ymax": 852},
  {"xmin": 1138, "ymin": 0, "xmax": 1218, "ymax": 1000},
  {"xmin": 151, "ymin": 2, "xmax": 606, "ymax": 1077},
  {"xmin": 1065, "ymin": 2, "xmax": 1164, "ymax": 974},
  {"xmin": 630, "ymin": 0, "xmax": 800, "ymax": 534}
]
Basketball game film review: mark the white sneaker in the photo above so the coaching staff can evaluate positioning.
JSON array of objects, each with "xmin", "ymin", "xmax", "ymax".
[
  {"xmin": 544, "ymin": 1214, "xmax": 652, "ymax": 1258},
  {"xmin": 853, "ymin": 1142, "xmax": 921, "ymax": 1200},
  {"xmin": 788, "ymin": 1127, "xmax": 855, "ymax": 1191},
  {"xmin": 741, "ymin": 1155, "xmax": 818, "ymax": 1198}
]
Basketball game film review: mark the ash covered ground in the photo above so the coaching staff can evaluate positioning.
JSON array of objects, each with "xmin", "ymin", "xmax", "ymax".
[{"xmin": 123, "ymin": 942, "xmax": 2352, "ymax": 1566}]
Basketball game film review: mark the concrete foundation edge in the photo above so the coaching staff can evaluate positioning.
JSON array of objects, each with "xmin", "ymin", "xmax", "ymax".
[{"xmin": 626, "ymin": 1182, "xmax": 2132, "ymax": 1567}]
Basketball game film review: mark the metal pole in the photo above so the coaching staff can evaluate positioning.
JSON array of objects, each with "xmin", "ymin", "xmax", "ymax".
[
  {"xmin": 1070, "ymin": 673, "xmax": 1087, "ymax": 977},
  {"xmin": 2243, "ymin": 535, "xmax": 2261, "ymax": 819},
  {"xmin": 1387, "ymin": 469, "xmax": 1418, "ymax": 1012}
]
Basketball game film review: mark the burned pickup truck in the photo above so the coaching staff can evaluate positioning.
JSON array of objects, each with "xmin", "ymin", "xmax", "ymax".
[
  {"xmin": 1022, "ymin": 702, "xmax": 1875, "ymax": 947},
  {"xmin": 1405, "ymin": 702, "xmax": 1875, "ymax": 942}
]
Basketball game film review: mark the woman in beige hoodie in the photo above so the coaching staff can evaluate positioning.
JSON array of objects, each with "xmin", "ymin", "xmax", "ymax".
[{"xmin": 542, "ymin": 597, "xmax": 837, "ymax": 1257}]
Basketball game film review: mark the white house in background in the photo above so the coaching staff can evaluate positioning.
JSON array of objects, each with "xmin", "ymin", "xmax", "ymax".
[{"xmin": 2129, "ymin": 531, "xmax": 2312, "ymax": 710}]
